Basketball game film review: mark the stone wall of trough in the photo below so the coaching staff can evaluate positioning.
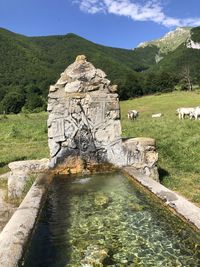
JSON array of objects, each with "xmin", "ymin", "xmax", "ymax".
[{"xmin": 0, "ymin": 172, "xmax": 53, "ymax": 267}]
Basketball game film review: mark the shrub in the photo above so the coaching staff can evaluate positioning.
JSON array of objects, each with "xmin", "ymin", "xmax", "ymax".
[
  {"xmin": 8, "ymin": 126, "xmax": 20, "ymax": 138},
  {"xmin": 1, "ymin": 92, "xmax": 25, "ymax": 113},
  {"xmin": 24, "ymin": 94, "xmax": 45, "ymax": 111}
]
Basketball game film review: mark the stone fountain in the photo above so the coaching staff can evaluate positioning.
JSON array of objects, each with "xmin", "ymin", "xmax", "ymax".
[{"xmin": 47, "ymin": 55, "xmax": 158, "ymax": 180}]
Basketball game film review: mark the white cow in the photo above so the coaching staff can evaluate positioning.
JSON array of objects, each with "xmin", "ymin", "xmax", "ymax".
[
  {"xmin": 191, "ymin": 106, "xmax": 200, "ymax": 120},
  {"xmin": 176, "ymin": 107, "xmax": 195, "ymax": 119},
  {"xmin": 152, "ymin": 113, "xmax": 162, "ymax": 118},
  {"xmin": 127, "ymin": 110, "xmax": 139, "ymax": 120}
]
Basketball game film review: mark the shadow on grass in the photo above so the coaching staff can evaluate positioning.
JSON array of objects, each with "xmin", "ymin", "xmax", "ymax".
[{"xmin": 158, "ymin": 167, "xmax": 170, "ymax": 183}]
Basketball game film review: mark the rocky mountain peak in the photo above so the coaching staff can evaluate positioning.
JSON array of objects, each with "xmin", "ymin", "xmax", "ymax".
[{"xmin": 137, "ymin": 27, "xmax": 191, "ymax": 55}]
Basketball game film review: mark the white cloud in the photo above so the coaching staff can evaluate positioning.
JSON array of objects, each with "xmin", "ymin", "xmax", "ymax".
[
  {"xmin": 72, "ymin": 0, "xmax": 200, "ymax": 27},
  {"xmin": 75, "ymin": 0, "xmax": 106, "ymax": 14}
]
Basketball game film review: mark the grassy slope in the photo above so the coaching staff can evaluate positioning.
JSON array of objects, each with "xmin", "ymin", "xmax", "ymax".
[
  {"xmin": 0, "ymin": 112, "xmax": 48, "ymax": 173},
  {"xmin": 121, "ymin": 91, "xmax": 200, "ymax": 205},
  {"xmin": 0, "ymin": 91, "xmax": 200, "ymax": 205}
]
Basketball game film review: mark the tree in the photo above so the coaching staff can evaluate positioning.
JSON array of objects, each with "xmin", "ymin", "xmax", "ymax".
[
  {"xmin": 0, "ymin": 87, "xmax": 6, "ymax": 102},
  {"xmin": 117, "ymin": 72, "xmax": 142, "ymax": 100},
  {"xmin": 24, "ymin": 93, "xmax": 45, "ymax": 111},
  {"xmin": 143, "ymin": 71, "xmax": 176, "ymax": 94},
  {"xmin": 1, "ymin": 92, "xmax": 25, "ymax": 113},
  {"xmin": 180, "ymin": 65, "xmax": 193, "ymax": 91}
]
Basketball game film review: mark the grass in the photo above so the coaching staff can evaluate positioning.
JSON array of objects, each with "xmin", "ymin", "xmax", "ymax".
[
  {"xmin": 22, "ymin": 174, "xmax": 37, "ymax": 197},
  {"xmin": 0, "ymin": 91, "xmax": 200, "ymax": 205},
  {"xmin": 1, "ymin": 173, "xmax": 37, "ymax": 206},
  {"xmin": 120, "ymin": 91, "xmax": 200, "ymax": 206},
  {"xmin": 0, "ymin": 112, "xmax": 49, "ymax": 170}
]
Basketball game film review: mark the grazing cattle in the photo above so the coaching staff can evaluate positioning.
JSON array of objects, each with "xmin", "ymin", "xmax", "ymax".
[
  {"xmin": 127, "ymin": 110, "xmax": 139, "ymax": 120},
  {"xmin": 176, "ymin": 107, "xmax": 195, "ymax": 119},
  {"xmin": 192, "ymin": 106, "xmax": 200, "ymax": 120},
  {"xmin": 152, "ymin": 113, "xmax": 162, "ymax": 118}
]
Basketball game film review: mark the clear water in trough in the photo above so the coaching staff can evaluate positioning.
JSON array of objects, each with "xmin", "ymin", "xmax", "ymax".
[{"xmin": 21, "ymin": 172, "xmax": 200, "ymax": 266}]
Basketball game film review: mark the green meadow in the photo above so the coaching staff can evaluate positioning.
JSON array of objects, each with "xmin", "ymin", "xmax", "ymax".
[
  {"xmin": 0, "ymin": 112, "xmax": 48, "ymax": 174},
  {"xmin": 121, "ymin": 91, "xmax": 200, "ymax": 206},
  {"xmin": 0, "ymin": 91, "xmax": 200, "ymax": 206}
]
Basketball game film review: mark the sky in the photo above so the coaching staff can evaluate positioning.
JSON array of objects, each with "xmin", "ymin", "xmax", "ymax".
[{"xmin": 0, "ymin": 0, "xmax": 200, "ymax": 49}]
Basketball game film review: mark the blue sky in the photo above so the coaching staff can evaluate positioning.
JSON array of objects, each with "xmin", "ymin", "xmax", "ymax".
[{"xmin": 0, "ymin": 0, "xmax": 199, "ymax": 49}]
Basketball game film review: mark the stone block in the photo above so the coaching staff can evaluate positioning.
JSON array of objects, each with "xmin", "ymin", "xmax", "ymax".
[
  {"xmin": 64, "ymin": 80, "xmax": 82, "ymax": 93},
  {"xmin": 7, "ymin": 159, "xmax": 49, "ymax": 198},
  {"xmin": 122, "ymin": 138, "xmax": 159, "ymax": 181}
]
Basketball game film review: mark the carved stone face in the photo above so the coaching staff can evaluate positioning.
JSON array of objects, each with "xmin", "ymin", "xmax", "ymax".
[{"xmin": 74, "ymin": 125, "xmax": 95, "ymax": 153}]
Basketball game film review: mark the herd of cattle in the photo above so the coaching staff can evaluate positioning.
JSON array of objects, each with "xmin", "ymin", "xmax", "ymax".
[
  {"xmin": 127, "ymin": 107, "xmax": 200, "ymax": 120},
  {"xmin": 176, "ymin": 107, "xmax": 200, "ymax": 120}
]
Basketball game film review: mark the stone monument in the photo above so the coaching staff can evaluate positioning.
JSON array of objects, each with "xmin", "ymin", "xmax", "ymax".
[{"xmin": 47, "ymin": 55, "xmax": 159, "ymax": 180}]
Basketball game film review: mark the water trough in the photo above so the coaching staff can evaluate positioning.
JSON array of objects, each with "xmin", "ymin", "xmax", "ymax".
[{"xmin": 20, "ymin": 172, "xmax": 200, "ymax": 266}]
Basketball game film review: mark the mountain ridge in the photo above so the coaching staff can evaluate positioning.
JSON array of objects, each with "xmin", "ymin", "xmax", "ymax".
[{"xmin": 137, "ymin": 27, "xmax": 192, "ymax": 54}]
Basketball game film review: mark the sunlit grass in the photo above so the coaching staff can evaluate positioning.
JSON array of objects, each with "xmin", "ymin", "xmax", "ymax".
[
  {"xmin": 0, "ymin": 112, "xmax": 49, "ymax": 169},
  {"xmin": 120, "ymin": 91, "xmax": 200, "ymax": 206}
]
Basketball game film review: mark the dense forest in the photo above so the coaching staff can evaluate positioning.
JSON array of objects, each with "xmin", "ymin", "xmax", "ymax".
[{"xmin": 0, "ymin": 26, "xmax": 200, "ymax": 113}]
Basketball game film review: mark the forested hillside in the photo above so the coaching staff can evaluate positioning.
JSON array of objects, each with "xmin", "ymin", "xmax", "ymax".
[
  {"xmin": 0, "ymin": 26, "xmax": 200, "ymax": 113},
  {"xmin": 0, "ymin": 28, "xmax": 159, "ymax": 113}
]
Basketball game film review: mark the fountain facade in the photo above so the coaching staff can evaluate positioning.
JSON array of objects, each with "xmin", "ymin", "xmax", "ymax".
[{"xmin": 47, "ymin": 55, "xmax": 158, "ymax": 180}]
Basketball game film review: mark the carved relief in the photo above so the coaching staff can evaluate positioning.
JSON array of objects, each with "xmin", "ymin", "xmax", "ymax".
[
  {"xmin": 64, "ymin": 119, "xmax": 78, "ymax": 139},
  {"xmin": 51, "ymin": 118, "xmax": 65, "ymax": 143}
]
